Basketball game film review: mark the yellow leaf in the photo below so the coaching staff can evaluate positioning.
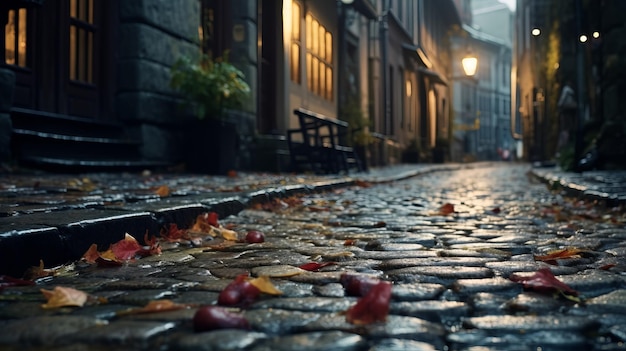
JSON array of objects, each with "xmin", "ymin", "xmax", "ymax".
[
  {"xmin": 249, "ymin": 276, "xmax": 283, "ymax": 295},
  {"xmin": 220, "ymin": 228, "xmax": 239, "ymax": 241},
  {"xmin": 99, "ymin": 249, "xmax": 117, "ymax": 261},
  {"xmin": 41, "ymin": 286, "xmax": 88, "ymax": 309}
]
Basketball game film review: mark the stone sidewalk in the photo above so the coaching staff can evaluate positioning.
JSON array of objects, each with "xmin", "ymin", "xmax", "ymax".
[{"xmin": 1, "ymin": 163, "xmax": 625, "ymax": 277}]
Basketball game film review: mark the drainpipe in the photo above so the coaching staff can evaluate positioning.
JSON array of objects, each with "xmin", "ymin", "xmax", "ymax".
[{"xmin": 380, "ymin": 0, "xmax": 390, "ymax": 135}]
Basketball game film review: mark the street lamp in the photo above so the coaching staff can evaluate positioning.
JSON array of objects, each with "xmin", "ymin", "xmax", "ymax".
[{"xmin": 462, "ymin": 55, "xmax": 478, "ymax": 77}]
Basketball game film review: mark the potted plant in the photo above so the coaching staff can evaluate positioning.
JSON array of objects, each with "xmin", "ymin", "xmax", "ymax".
[
  {"xmin": 341, "ymin": 98, "xmax": 372, "ymax": 170},
  {"xmin": 170, "ymin": 51, "xmax": 250, "ymax": 174}
]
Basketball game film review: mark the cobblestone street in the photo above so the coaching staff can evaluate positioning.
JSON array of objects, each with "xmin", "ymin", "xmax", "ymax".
[{"xmin": 1, "ymin": 163, "xmax": 626, "ymax": 350}]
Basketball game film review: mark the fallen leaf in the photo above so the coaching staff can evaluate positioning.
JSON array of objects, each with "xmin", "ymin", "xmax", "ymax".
[
  {"xmin": 155, "ymin": 185, "xmax": 171, "ymax": 197},
  {"xmin": 345, "ymin": 281, "xmax": 392, "ymax": 325},
  {"xmin": 298, "ymin": 262, "xmax": 337, "ymax": 271},
  {"xmin": 438, "ymin": 203, "xmax": 455, "ymax": 215},
  {"xmin": 248, "ymin": 275, "xmax": 283, "ymax": 295},
  {"xmin": 219, "ymin": 228, "xmax": 239, "ymax": 241},
  {"xmin": 510, "ymin": 267, "xmax": 579, "ymax": 299},
  {"xmin": 82, "ymin": 244, "xmax": 101, "ymax": 264},
  {"xmin": 117, "ymin": 299, "xmax": 191, "ymax": 316},
  {"xmin": 534, "ymin": 248, "xmax": 586, "ymax": 264},
  {"xmin": 41, "ymin": 286, "xmax": 89, "ymax": 309},
  {"xmin": 22, "ymin": 260, "xmax": 56, "ymax": 280},
  {"xmin": 0, "ymin": 275, "xmax": 35, "ymax": 290},
  {"xmin": 161, "ymin": 223, "xmax": 190, "ymax": 242},
  {"xmin": 110, "ymin": 233, "xmax": 142, "ymax": 261}
]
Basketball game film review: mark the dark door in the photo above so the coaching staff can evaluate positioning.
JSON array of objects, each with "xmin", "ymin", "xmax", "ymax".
[
  {"xmin": 2, "ymin": 0, "xmax": 115, "ymax": 120},
  {"xmin": 258, "ymin": 0, "xmax": 279, "ymax": 134}
]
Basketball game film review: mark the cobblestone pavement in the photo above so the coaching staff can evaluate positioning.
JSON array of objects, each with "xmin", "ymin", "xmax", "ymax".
[{"xmin": 2, "ymin": 163, "xmax": 626, "ymax": 350}]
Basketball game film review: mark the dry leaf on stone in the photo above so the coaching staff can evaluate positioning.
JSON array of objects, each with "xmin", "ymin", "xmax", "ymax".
[
  {"xmin": 345, "ymin": 281, "xmax": 392, "ymax": 325},
  {"xmin": 41, "ymin": 286, "xmax": 89, "ymax": 309},
  {"xmin": 248, "ymin": 275, "xmax": 283, "ymax": 295},
  {"xmin": 117, "ymin": 299, "xmax": 192, "ymax": 316}
]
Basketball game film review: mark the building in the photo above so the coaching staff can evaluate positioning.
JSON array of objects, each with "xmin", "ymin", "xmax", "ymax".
[
  {"xmin": 513, "ymin": 0, "xmax": 626, "ymax": 168},
  {"xmin": 0, "ymin": 0, "xmax": 463, "ymax": 173},
  {"xmin": 451, "ymin": 0, "xmax": 514, "ymax": 162}
]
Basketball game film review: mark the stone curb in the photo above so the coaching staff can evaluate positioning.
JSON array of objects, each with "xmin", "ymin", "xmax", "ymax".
[{"xmin": 530, "ymin": 168, "xmax": 626, "ymax": 207}]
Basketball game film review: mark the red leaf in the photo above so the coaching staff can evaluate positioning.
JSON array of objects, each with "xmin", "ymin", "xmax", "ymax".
[
  {"xmin": 110, "ymin": 233, "xmax": 142, "ymax": 261},
  {"xmin": 0, "ymin": 275, "xmax": 35, "ymax": 290},
  {"xmin": 345, "ymin": 281, "xmax": 392, "ymax": 325},
  {"xmin": 217, "ymin": 274, "xmax": 260, "ymax": 307},
  {"xmin": 161, "ymin": 223, "xmax": 189, "ymax": 242},
  {"xmin": 510, "ymin": 267, "xmax": 578, "ymax": 296},
  {"xmin": 298, "ymin": 262, "xmax": 336, "ymax": 271},
  {"xmin": 340, "ymin": 273, "xmax": 380, "ymax": 296},
  {"xmin": 206, "ymin": 212, "xmax": 220, "ymax": 227},
  {"xmin": 439, "ymin": 203, "xmax": 455, "ymax": 215}
]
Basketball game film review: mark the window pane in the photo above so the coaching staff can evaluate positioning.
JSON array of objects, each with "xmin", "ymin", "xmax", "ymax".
[
  {"xmin": 326, "ymin": 66, "xmax": 332, "ymax": 100},
  {"xmin": 5, "ymin": 10, "xmax": 15, "ymax": 65},
  {"xmin": 292, "ymin": 2, "xmax": 300, "ymax": 40},
  {"xmin": 291, "ymin": 43, "xmax": 300, "ymax": 83},
  {"xmin": 325, "ymin": 32, "xmax": 332, "ymax": 63},
  {"xmin": 306, "ymin": 52, "xmax": 312, "ymax": 91},
  {"xmin": 305, "ymin": 14, "xmax": 311, "ymax": 50},
  {"xmin": 87, "ymin": 31, "xmax": 93, "ymax": 83},
  {"xmin": 70, "ymin": 25, "xmax": 77, "ymax": 80},
  {"xmin": 70, "ymin": 0, "xmax": 77, "ymax": 18},
  {"xmin": 78, "ymin": 28, "xmax": 86, "ymax": 81},
  {"xmin": 18, "ymin": 9, "xmax": 27, "ymax": 67},
  {"xmin": 319, "ymin": 63, "xmax": 325, "ymax": 95},
  {"xmin": 312, "ymin": 56, "xmax": 318, "ymax": 94},
  {"xmin": 311, "ymin": 20, "xmax": 318, "ymax": 55}
]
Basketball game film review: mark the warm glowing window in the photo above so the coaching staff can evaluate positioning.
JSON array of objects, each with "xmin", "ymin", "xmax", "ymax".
[
  {"xmin": 290, "ymin": 2, "xmax": 301, "ymax": 83},
  {"xmin": 5, "ymin": 9, "xmax": 27, "ymax": 67},
  {"xmin": 69, "ymin": 0, "xmax": 95, "ymax": 84},
  {"xmin": 305, "ymin": 13, "xmax": 332, "ymax": 100}
]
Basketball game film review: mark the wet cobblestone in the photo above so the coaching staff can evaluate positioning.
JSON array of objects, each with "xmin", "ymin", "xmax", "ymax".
[{"xmin": 1, "ymin": 163, "xmax": 626, "ymax": 350}]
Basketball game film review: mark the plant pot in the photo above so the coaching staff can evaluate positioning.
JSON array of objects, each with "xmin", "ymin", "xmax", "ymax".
[{"xmin": 184, "ymin": 119, "xmax": 239, "ymax": 174}]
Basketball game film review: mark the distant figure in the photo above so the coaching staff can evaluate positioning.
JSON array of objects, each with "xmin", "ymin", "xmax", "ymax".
[{"xmin": 556, "ymin": 80, "xmax": 577, "ymax": 156}]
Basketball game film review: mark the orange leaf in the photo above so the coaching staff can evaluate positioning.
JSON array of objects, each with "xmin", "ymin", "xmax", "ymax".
[
  {"xmin": 345, "ymin": 281, "xmax": 392, "ymax": 325},
  {"xmin": 41, "ymin": 286, "xmax": 88, "ymax": 309},
  {"xmin": 111, "ymin": 233, "xmax": 142, "ymax": 261},
  {"xmin": 534, "ymin": 248, "xmax": 585, "ymax": 264},
  {"xmin": 22, "ymin": 260, "xmax": 56, "ymax": 280},
  {"xmin": 248, "ymin": 275, "xmax": 283, "ymax": 295},
  {"xmin": 438, "ymin": 203, "xmax": 455, "ymax": 215},
  {"xmin": 82, "ymin": 244, "xmax": 101, "ymax": 264},
  {"xmin": 155, "ymin": 185, "xmax": 171, "ymax": 197},
  {"xmin": 117, "ymin": 299, "xmax": 191, "ymax": 316}
]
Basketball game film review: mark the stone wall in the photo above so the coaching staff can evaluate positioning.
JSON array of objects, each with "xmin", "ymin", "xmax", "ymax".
[
  {"xmin": 0, "ymin": 69, "xmax": 14, "ymax": 163},
  {"xmin": 116, "ymin": 0, "xmax": 258, "ymax": 170},
  {"xmin": 116, "ymin": 0, "xmax": 201, "ymax": 164}
]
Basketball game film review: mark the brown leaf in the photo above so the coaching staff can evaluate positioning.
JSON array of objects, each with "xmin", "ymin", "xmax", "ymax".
[
  {"xmin": 117, "ymin": 299, "xmax": 191, "ymax": 316},
  {"xmin": 41, "ymin": 286, "xmax": 89, "ymax": 309},
  {"xmin": 534, "ymin": 248, "xmax": 586, "ymax": 264},
  {"xmin": 22, "ymin": 260, "xmax": 56, "ymax": 280},
  {"xmin": 510, "ymin": 267, "xmax": 579, "ymax": 301},
  {"xmin": 248, "ymin": 276, "xmax": 283, "ymax": 295}
]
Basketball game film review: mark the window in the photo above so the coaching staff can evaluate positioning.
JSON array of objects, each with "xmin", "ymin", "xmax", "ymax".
[
  {"xmin": 69, "ymin": 0, "xmax": 95, "ymax": 84},
  {"xmin": 305, "ymin": 13, "xmax": 332, "ymax": 100},
  {"xmin": 5, "ymin": 8, "xmax": 27, "ymax": 67},
  {"xmin": 290, "ymin": 1, "xmax": 301, "ymax": 83}
]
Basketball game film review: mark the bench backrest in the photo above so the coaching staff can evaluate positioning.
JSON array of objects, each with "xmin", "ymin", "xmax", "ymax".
[{"xmin": 293, "ymin": 108, "xmax": 348, "ymax": 149}]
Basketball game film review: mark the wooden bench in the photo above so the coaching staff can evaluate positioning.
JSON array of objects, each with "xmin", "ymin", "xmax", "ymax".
[{"xmin": 287, "ymin": 108, "xmax": 364, "ymax": 174}]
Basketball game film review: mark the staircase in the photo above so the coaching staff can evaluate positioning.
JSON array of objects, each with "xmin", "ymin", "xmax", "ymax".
[{"xmin": 10, "ymin": 108, "xmax": 170, "ymax": 172}]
